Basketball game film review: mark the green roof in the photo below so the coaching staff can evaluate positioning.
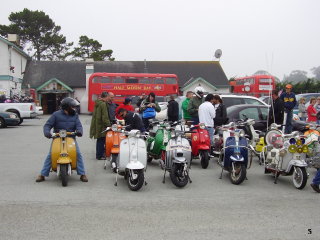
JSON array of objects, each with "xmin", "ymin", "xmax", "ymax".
[
  {"xmin": 181, "ymin": 77, "xmax": 218, "ymax": 91},
  {"xmin": 36, "ymin": 78, "xmax": 74, "ymax": 92}
]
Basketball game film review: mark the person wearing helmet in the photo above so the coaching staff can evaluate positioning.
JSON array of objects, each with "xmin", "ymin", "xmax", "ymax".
[
  {"xmin": 36, "ymin": 97, "xmax": 88, "ymax": 183},
  {"xmin": 280, "ymin": 84, "xmax": 296, "ymax": 133},
  {"xmin": 187, "ymin": 86, "xmax": 205, "ymax": 125}
]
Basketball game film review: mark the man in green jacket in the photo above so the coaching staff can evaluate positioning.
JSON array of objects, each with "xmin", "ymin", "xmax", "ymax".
[
  {"xmin": 187, "ymin": 87, "xmax": 205, "ymax": 125},
  {"xmin": 181, "ymin": 91, "xmax": 193, "ymax": 121},
  {"xmin": 90, "ymin": 92, "xmax": 111, "ymax": 160}
]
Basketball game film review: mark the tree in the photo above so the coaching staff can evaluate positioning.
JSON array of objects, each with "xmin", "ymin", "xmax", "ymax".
[
  {"xmin": 71, "ymin": 35, "xmax": 114, "ymax": 61},
  {"xmin": 0, "ymin": 8, "xmax": 72, "ymax": 60},
  {"xmin": 311, "ymin": 66, "xmax": 320, "ymax": 80},
  {"xmin": 283, "ymin": 70, "xmax": 308, "ymax": 83}
]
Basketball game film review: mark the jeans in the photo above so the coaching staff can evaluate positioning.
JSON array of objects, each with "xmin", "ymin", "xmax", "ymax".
[
  {"xmin": 40, "ymin": 141, "xmax": 85, "ymax": 176},
  {"xmin": 96, "ymin": 137, "xmax": 106, "ymax": 159},
  {"xmin": 143, "ymin": 118, "xmax": 152, "ymax": 131},
  {"xmin": 312, "ymin": 169, "xmax": 320, "ymax": 185},
  {"xmin": 206, "ymin": 127, "xmax": 214, "ymax": 146},
  {"xmin": 285, "ymin": 110, "xmax": 293, "ymax": 134}
]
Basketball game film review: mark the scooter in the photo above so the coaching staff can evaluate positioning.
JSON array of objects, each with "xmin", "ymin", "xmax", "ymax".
[
  {"xmin": 51, "ymin": 130, "xmax": 77, "ymax": 187},
  {"xmin": 217, "ymin": 121, "xmax": 252, "ymax": 185},
  {"xmin": 115, "ymin": 130, "xmax": 147, "ymax": 191},
  {"xmin": 103, "ymin": 124, "xmax": 127, "ymax": 172},
  {"xmin": 263, "ymin": 123, "xmax": 309, "ymax": 189},
  {"xmin": 163, "ymin": 126, "xmax": 192, "ymax": 188},
  {"xmin": 146, "ymin": 120, "xmax": 172, "ymax": 165},
  {"xmin": 190, "ymin": 123, "xmax": 211, "ymax": 169},
  {"xmin": 303, "ymin": 124, "xmax": 320, "ymax": 169}
]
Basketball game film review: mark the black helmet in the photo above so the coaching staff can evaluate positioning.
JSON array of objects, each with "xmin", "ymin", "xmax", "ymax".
[{"xmin": 61, "ymin": 97, "xmax": 79, "ymax": 115}]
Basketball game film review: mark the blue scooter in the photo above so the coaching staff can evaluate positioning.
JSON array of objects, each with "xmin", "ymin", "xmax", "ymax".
[{"xmin": 217, "ymin": 121, "xmax": 252, "ymax": 185}]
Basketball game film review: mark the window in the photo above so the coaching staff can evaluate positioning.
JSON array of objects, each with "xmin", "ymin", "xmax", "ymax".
[
  {"xmin": 156, "ymin": 96, "xmax": 165, "ymax": 102},
  {"xmin": 139, "ymin": 78, "xmax": 150, "ymax": 84},
  {"xmin": 260, "ymin": 107, "xmax": 269, "ymax": 120},
  {"xmin": 93, "ymin": 77, "xmax": 102, "ymax": 83},
  {"xmin": 126, "ymin": 78, "xmax": 138, "ymax": 83},
  {"xmin": 166, "ymin": 78, "xmax": 177, "ymax": 84},
  {"xmin": 113, "ymin": 77, "xmax": 124, "ymax": 83},
  {"xmin": 154, "ymin": 78, "xmax": 164, "ymax": 84},
  {"xmin": 259, "ymin": 78, "xmax": 272, "ymax": 84},
  {"xmin": 239, "ymin": 107, "xmax": 259, "ymax": 120},
  {"xmin": 222, "ymin": 97, "xmax": 244, "ymax": 108},
  {"xmin": 243, "ymin": 98, "xmax": 264, "ymax": 105},
  {"xmin": 101, "ymin": 77, "xmax": 111, "ymax": 83}
]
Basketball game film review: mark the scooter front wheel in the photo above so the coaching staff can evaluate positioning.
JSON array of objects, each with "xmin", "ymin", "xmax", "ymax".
[
  {"xmin": 229, "ymin": 163, "xmax": 246, "ymax": 185},
  {"xmin": 60, "ymin": 164, "xmax": 68, "ymax": 187},
  {"xmin": 199, "ymin": 150, "xmax": 210, "ymax": 169},
  {"xmin": 170, "ymin": 163, "xmax": 188, "ymax": 188},
  {"xmin": 292, "ymin": 167, "xmax": 307, "ymax": 189},
  {"xmin": 127, "ymin": 169, "xmax": 144, "ymax": 191}
]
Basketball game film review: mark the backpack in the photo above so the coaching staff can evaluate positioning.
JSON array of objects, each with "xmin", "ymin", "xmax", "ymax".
[{"xmin": 142, "ymin": 107, "xmax": 156, "ymax": 119}]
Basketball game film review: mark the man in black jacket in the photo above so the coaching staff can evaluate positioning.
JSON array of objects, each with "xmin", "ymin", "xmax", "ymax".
[
  {"xmin": 268, "ymin": 89, "xmax": 284, "ymax": 125},
  {"xmin": 117, "ymin": 108, "xmax": 145, "ymax": 133},
  {"xmin": 167, "ymin": 95, "xmax": 179, "ymax": 122}
]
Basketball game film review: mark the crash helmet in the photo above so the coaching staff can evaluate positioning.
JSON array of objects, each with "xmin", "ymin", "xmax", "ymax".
[
  {"xmin": 194, "ymin": 86, "xmax": 205, "ymax": 98},
  {"xmin": 60, "ymin": 97, "xmax": 79, "ymax": 115}
]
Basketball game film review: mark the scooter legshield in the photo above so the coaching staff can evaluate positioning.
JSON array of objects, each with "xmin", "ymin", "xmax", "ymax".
[
  {"xmin": 224, "ymin": 137, "xmax": 248, "ymax": 168},
  {"xmin": 51, "ymin": 137, "xmax": 77, "ymax": 171}
]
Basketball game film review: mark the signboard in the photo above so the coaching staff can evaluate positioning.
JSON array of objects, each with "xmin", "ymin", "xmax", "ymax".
[
  {"xmin": 259, "ymin": 85, "xmax": 273, "ymax": 91},
  {"xmin": 101, "ymin": 84, "xmax": 164, "ymax": 91},
  {"xmin": 259, "ymin": 78, "xmax": 273, "ymax": 83}
]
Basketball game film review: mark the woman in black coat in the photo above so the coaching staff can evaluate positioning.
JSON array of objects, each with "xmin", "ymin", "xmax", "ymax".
[
  {"xmin": 213, "ymin": 95, "xmax": 227, "ymax": 127},
  {"xmin": 167, "ymin": 95, "xmax": 179, "ymax": 122}
]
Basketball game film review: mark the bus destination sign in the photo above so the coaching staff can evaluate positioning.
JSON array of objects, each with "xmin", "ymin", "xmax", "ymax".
[{"xmin": 101, "ymin": 84, "xmax": 164, "ymax": 91}]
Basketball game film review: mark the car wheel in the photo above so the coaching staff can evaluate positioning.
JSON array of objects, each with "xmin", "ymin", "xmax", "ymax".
[{"xmin": 0, "ymin": 118, "xmax": 6, "ymax": 128}]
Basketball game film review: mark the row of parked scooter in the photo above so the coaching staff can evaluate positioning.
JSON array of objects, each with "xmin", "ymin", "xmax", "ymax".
[{"xmin": 48, "ymin": 117, "xmax": 320, "ymax": 189}]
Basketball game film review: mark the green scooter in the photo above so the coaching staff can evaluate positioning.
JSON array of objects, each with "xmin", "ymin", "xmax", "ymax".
[{"xmin": 146, "ymin": 120, "xmax": 172, "ymax": 166}]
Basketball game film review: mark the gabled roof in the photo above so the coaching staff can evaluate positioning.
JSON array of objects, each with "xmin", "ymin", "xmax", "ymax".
[
  {"xmin": 0, "ymin": 36, "xmax": 30, "ymax": 59},
  {"xmin": 181, "ymin": 77, "xmax": 218, "ymax": 91},
  {"xmin": 23, "ymin": 61, "xmax": 228, "ymax": 89},
  {"xmin": 36, "ymin": 78, "xmax": 74, "ymax": 92}
]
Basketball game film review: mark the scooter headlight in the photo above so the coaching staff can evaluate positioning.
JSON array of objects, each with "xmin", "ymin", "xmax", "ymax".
[
  {"xmin": 59, "ymin": 130, "xmax": 67, "ymax": 138},
  {"xmin": 279, "ymin": 149, "xmax": 287, "ymax": 157},
  {"xmin": 288, "ymin": 144, "xmax": 297, "ymax": 153},
  {"xmin": 199, "ymin": 123, "xmax": 206, "ymax": 129},
  {"xmin": 111, "ymin": 124, "xmax": 118, "ymax": 131}
]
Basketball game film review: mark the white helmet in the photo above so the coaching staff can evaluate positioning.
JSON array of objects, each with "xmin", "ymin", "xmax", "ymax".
[{"xmin": 194, "ymin": 86, "xmax": 205, "ymax": 98}]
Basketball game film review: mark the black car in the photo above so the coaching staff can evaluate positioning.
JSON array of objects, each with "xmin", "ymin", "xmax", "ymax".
[
  {"xmin": 0, "ymin": 112, "xmax": 20, "ymax": 128},
  {"xmin": 226, "ymin": 104, "xmax": 308, "ymax": 133}
]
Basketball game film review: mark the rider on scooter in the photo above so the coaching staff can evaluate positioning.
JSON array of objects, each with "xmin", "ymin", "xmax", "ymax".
[
  {"xmin": 35, "ymin": 97, "xmax": 88, "ymax": 183},
  {"xmin": 117, "ymin": 108, "xmax": 145, "ymax": 133}
]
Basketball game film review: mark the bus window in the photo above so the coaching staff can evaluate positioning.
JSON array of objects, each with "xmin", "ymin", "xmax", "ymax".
[
  {"xmin": 154, "ymin": 78, "xmax": 164, "ymax": 84},
  {"xmin": 113, "ymin": 77, "xmax": 125, "ymax": 83},
  {"xmin": 101, "ymin": 77, "xmax": 112, "ymax": 83},
  {"xmin": 156, "ymin": 96, "xmax": 165, "ymax": 102},
  {"xmin": 126, "ymin": 78, "xmax": 138, "ymax": 83},
  {"xmin": 139, "ymin": 78, "xmax": 150, "ymax": 84},
  {"xmin": 93, "ymin": 77, "xmax": 102, "ymax": 83},
  {"xmin": 259, "ymin": 78, "xmax": 272, "ymax": 84},
  {"xmin": 166, "ymin": 78, "xmax": 177, "ymax": 84}
]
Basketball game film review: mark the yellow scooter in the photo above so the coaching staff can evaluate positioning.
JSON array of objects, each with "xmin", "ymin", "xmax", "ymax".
[{"xmin": 51, "ymin": 130, "xmax": 77, "ymax": 187}]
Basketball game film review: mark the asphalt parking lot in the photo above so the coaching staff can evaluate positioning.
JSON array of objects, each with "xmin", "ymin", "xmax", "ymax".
[{"xmin": 0, "ymin": 115, "xmax": 319, "ymax": 240}]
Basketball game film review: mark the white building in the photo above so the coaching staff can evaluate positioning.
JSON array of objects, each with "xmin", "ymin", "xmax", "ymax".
[{"xmin": 0, "ymin": 35, "xmax": 30, "ymax": 97}]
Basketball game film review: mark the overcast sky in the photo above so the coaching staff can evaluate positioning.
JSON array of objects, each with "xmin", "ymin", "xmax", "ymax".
[{"xmin": 1, "ymin": 0, "xmax": 319, "ymax": 80}]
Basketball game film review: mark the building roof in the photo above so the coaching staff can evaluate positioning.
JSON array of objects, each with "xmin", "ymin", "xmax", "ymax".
[
  {"xmin": 23, "ymin": 61, "xmax": 228, "ymax": 89},
  {"xmin": 181, "ymin": 77, "xmax": 218, "ymax": 91},
  {"xmin": 0, "ymin": 36, "xmax": 30, "ymax": 59}
]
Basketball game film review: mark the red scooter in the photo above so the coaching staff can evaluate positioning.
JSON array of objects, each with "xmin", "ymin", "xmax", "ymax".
[{"xmin": 190, "ymin": 123, "xmax": 211, "ymax": 169}]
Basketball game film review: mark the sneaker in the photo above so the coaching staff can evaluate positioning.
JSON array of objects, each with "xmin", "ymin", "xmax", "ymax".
[
  {"xmin": 35, "ymin": 175, "xmax": 45, "ymax": 182},
  {"xmin": 310, "ymin": 183, "xmax": 320, "ymax": 193},
  {"xmin": 80, "ymin": 175, "xmax": 88, "ymax": 182}
]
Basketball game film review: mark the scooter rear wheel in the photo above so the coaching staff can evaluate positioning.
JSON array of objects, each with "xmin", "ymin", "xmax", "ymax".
[
  {"xmin": 127, "ymin": 169, "xmax": 144, "ymax": 191},
  {"xmin": 200, "ymin": 150, "xmax": 210, "ymax": 169},
  {"xmin": 60, "ymin": 164, "xmax": 68, "ymax": 187},
  {"xmin": 229, "ymin": 163, "xmax": 246, "ymax": 185}
]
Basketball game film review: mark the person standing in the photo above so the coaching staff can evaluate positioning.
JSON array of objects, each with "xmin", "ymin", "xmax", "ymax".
[
  {"xmin": 268, "ymin": 90, "xmax": 285, "ymax": 125},
  {"xmin": 311, "ymin": 170, "xmax": 320, "ymax": 193},
  {"xmin": 198, "ymin": 94, "xmax": 216, "ymax": 147},
  {"xmin": 167, "ymin": 95, "xmax": 179, "ymax": 122},
  {"xmin": 213, "ymin": 95, "xmax": 227, "ymax": 127},
  {"xmin": 139, "ymin": 92, "xmax": 161, "ymax": 130},
  {"xmin": 115, "ymin": 98, "xmax": 134, "ymax": 120},
  {"xmin": 280, "ymin": 84, "xmax": 296, "ymax": 133},
  {"xmin": 307, "ymin": 97, "xmax": 317, "ymax": 123},
  {"xmin": 89, "ymin": 92, "xmax": 111, "ymax": 160},
  {"xmin": 187, "ymin": 87, "xmax": 205, "ymax": 125},
  {"xmin": 106, "ymin": 92, "xmax": 117, "ymax": 123},
  {"xmin": 314, "ymin": 97, "xmax": 320, "ymax": 124},
  {"xmin": 181, "ymin": 91, "xmax": 193, "ymax": 121},
  {"xmin": 136, "ymin": 93, "xmax": 146, "ymax": 108},
  {"xmin": 298, "ymin": 97, "xmax": 307, "ymax": 121}
]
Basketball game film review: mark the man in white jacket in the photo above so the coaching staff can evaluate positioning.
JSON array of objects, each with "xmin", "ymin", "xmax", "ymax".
[{"xmin": 199, "ymin": 94, "xmax": 216, "ymax": 146}]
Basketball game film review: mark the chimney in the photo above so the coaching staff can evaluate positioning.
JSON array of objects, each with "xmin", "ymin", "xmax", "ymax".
[
  {"xmin": 80, "ymin": 58, "xmax": 94, "ymax": 114},
  {"xmin": 7, "ymin": 34, "xmax": 20, "ymax": 46}
]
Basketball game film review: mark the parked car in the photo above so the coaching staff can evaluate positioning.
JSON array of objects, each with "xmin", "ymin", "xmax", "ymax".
[
  {"xmin": 259, "ymin": 96, "xmax": 272, "ymax": 105},
  {"xmin": 0, "ymin": 102, "xmax": 37, "ymax": 124},
  {"xmin": 226, "ymin": 104, "xmax": 307, "ymax": 132},
  {"xmin": 220, "ymin": 95, "xmax": 267, "ymax": 108},
  {"xmin": 0, "ymin": 112, "xmax": 20, "ymax": 128}
]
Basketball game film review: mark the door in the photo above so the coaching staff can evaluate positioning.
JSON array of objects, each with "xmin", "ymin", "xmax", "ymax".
[
  {"xmin": 47, "ymin": 93, "xmax": 57, "ymax": 114},
  {"xmin": 238, "ymin": 107, "xmax": 265, "ymax": 131}
]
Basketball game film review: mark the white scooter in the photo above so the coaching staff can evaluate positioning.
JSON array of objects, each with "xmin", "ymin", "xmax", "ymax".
[{"xmin": 114, "ymin": 129, "xmax": 147, "ymax": 191}]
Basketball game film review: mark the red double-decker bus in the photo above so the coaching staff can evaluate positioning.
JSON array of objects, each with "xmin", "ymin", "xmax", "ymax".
[
  {"xmin": 231, "ymin": 75, "xmax": 275, "ymax": 97},
  {"xmin": 88, "ymin": 72, "xmax": 179, "ymax": 112}
]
